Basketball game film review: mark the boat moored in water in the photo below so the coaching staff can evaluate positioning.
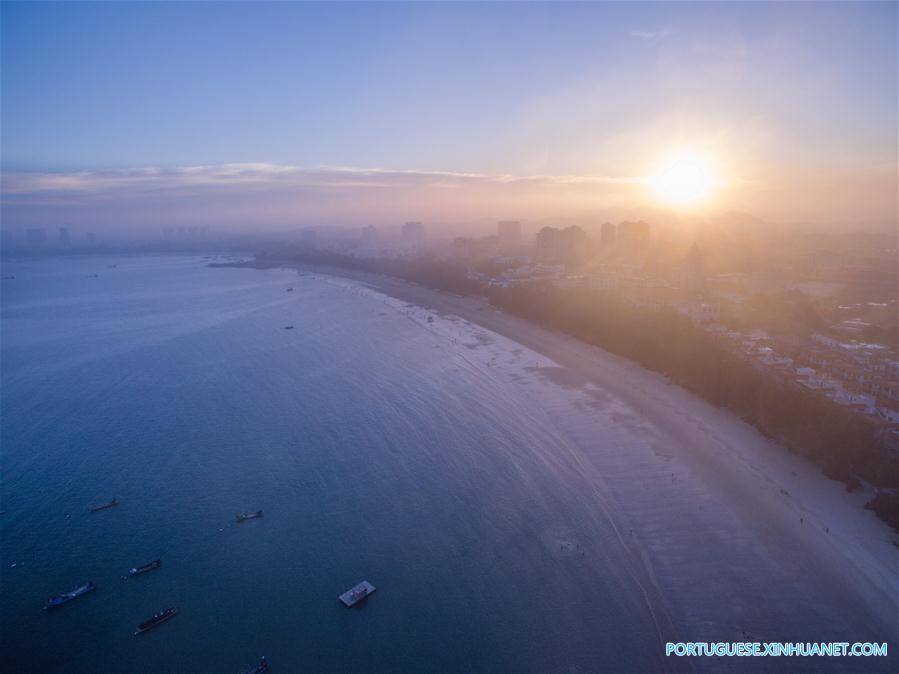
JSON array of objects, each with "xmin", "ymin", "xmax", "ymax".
[
  {"xmin": 128, "ymin": 559, "xmax": 162, "ymax": 577},
  {"xmin": 339, "ymin": 580, "xmax": 376, "ymax": 607},
  {"xmin": 236, "ymin": 510, "xmax": 264, "ymax": 523},
  {"xmin": 134, "ymin": 607, "xmax": 178, "ymax": 635},
  {"xmin": 89, "ymin": 498, "xmax": 117, "ymax": 513},
  {"xmin": 45, "ymin": 581, "xmax": 95, "ymax": 609}
]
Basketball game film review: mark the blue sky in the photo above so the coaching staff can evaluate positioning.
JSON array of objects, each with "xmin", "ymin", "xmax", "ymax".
[{"xmin": 1, "ymin": 1, "xmax": 896, "ymax": 232}]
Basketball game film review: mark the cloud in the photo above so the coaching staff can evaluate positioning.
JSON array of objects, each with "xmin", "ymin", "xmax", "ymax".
[
  {"xmin": 1, "ymin": 163, "xmax": 644, "ymax": 199},
  {"xmin": 629, "ymin": 28, "xmax": 674, "ymax": 40}
]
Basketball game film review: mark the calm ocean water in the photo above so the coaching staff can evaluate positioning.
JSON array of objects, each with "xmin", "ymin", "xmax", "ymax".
[{"xmin": 0, "ymin": 255, "xmax": 664, "ymax": 673}]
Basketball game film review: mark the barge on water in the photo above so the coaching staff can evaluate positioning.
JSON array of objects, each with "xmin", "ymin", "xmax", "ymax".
[
  {"xmin": 236, "ymin": 510, "xmax": 263, "ymax": 523},
  {"xmin": 45, "ymin": 581, "xmax": 95, "ymax": 609},
  {"xmin": 89, "ymin": 498, "xmax": 117, "ymax": 513},
  {"xmin": 134, "ymin": 607, "xmax": 178, "ymax": 635},
  {"xmin": 127, "ymin": 559, "xmax": 161, "ymax": 577},
  {"xmin": 339, "ymin": 581, "xmax": 376, "ymax": 607}
]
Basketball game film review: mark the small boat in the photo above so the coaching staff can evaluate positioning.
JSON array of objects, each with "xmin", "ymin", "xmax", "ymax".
[
  {"xmin": 339, "ymin": 580, "xmax": 376, "ymax": 607},
  {"xmin": 127, "ymin": 559, "xmax": 162, "ymax": 577},
  {"xmin": 134, "ymin": 607, "xmax": 178, "ymax": 635},
  {"xmin": 1, "ymin": 275, "xmax": 14, "ymax": 280},
  {"xmin": 283, "ymin": 325, "xmax": 294, "ymax": 330},
  {"xmin": 87, "ymin": 274, "xmax": 99, "ymax": 278},
  {"xmin": 45, "ymin": 581, "xmax": 95, "ymax": 609},
  {"xmin": 286, "ymin": 287, "xmax": 294, "ymax": 292},
  {"xmin": 89, "ymin": 498, "xmax": 117, "ymax": 512},
  {"xmin": 236, "ymin": 510, "xmax": 264, "ymax": 523},
  {"xmin": 241, "ymin": 656, "xmax": 270, "ymax": 674}
]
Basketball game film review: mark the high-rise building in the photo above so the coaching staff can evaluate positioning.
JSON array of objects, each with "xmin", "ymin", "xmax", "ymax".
[
  {"xmin": 361, "ymin": 225, "xmax": 377, "ymax": 245},
  {"xmin": 1, "ymin": 230, "xmax": 14, "ymax": 252},
  {"xmin": 600, "ymin": 222, "xmax": 617, "ymax": 247},
  {"xmin": 535, "ymin": 227, "xmax": 557, "ymax": 262},
  {"xmin": 683, "ymin": 243, "xmax": 708, "ymax": 300},
  {"xmin": 535, "ymin": 226, "xmax": 588, "ymax": 263},
  {"xmin": 58, "ymin": 227, "xmax": 71, "ymax": 248},
  {"xmin": 86, "ymin": 232, "xmax": 97, "ymax": 245},
  {"xmin": 497, "ymin": 220, "xmax": 521, "ymax": 250},
  {"xmin": 401, "ymin": 221, "xmax": 424, "ymax": 243},
  {"xmin": 617, "ymin": 221, "xmax": 651, "ymax": 249}
]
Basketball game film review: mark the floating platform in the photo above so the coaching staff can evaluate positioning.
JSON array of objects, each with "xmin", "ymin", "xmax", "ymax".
[{"xmin": 339, "ymin": 581, "xmax": 376, "ymax": 607}]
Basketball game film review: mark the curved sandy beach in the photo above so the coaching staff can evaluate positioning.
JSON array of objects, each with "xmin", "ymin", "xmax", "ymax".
[{"xmin": 302, "ymin": 263, "xmax": 898, "ymax": 672}]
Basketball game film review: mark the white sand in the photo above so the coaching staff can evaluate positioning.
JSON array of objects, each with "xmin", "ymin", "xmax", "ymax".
[{"xmin": 304, "ymin": 266, "xmax": 897, "ymax": 665}]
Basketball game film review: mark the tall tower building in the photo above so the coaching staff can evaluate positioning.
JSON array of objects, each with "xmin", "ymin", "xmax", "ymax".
[
  {"xmin": 361, "ymin": 225, "xmax": 377, "ymax": 245},
  {"xmin": 600, "ymin": 222, "xmax": 617, "ymax": 248},
  {"xmin": 497, "ymin": 220, "xmax": 521, "ymax": 251},
  {"xmin": 401, "ymin": 221, "xmax": 425, "ymax": 244},
  {"xmin": 684, "ymin": 243, "xmax": 708, "ymax": 300}
]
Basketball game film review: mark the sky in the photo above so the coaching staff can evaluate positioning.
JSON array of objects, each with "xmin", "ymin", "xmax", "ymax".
[{"xmin": 1, "ymin": 1, "xmax": 896, "ymax": 237}]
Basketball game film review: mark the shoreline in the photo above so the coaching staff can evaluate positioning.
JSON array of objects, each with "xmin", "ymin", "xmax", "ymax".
[{"xmin": 283, "ymin": 261, "xmax": 898, "ymax": 641}]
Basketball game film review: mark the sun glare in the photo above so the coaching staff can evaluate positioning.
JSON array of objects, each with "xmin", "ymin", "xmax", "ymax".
[{"xmin": 649, "ymin": 155, "xmax": 716, "ymax": 208}]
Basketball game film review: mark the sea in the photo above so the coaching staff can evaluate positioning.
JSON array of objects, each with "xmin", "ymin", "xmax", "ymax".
[{"xmin": 0, "ymin": 254, "xmax": 667, "ymax": 673}]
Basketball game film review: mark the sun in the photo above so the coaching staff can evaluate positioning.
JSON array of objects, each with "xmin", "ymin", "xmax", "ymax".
[{"xmin": 648, "ymin": 154, "xmax": 716, "ymax": 208}]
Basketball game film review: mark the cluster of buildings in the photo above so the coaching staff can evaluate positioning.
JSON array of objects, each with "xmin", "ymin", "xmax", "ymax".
[
  {"xmin": 600, "ymin": 220, "xmax": 652, "ymax": 249},
  {"xmin": 2, "ymin": 226, "xmax": 97, "ymax": 252},
  {"xmin": 315, "ymin": 221, "xmax": 431, "ymax": 258},
  {"xmin": 703, "ymin": 326, "xmax": 899, "ymax": 444},
  {"xmin": 345, "ymin": 219, "xmax": 524, "ymax": 260},
  {"xmin": 334, "ymin": 218, "xmax": 655, "ymax": 265},
  {"xmin": 456, "ymin": 224, "xmax": 899, "ymax": 443},
  {"xmin": 797, "ymin": 334, "xmax": 898, "ymax": 407},
  {"xmin": 668, "ymin": 244, "xmax": 897, "ymax": 440}
]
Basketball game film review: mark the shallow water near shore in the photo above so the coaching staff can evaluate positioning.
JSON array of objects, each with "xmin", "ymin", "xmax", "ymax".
[{"xmin": 1, "ymin": 255, "xmax": 894, "ymax": 673}]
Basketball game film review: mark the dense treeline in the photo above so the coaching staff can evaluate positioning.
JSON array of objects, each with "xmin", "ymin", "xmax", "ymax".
[
  {"xmin": 249, "ymin": 250, "xmax": 899, "ymax": 530},
  {"xmin": 261, "ymin": 247, "xmax": 481, "ymax": 296},
  {"xmin": 487, "ymin": 282, "xmax": 899, "ymax": 529}
]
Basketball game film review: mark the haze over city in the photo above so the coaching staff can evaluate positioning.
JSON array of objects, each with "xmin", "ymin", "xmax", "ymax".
[{"xmin": 2, "ymin": 1, "xmax": 896, "ymax": 238}]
